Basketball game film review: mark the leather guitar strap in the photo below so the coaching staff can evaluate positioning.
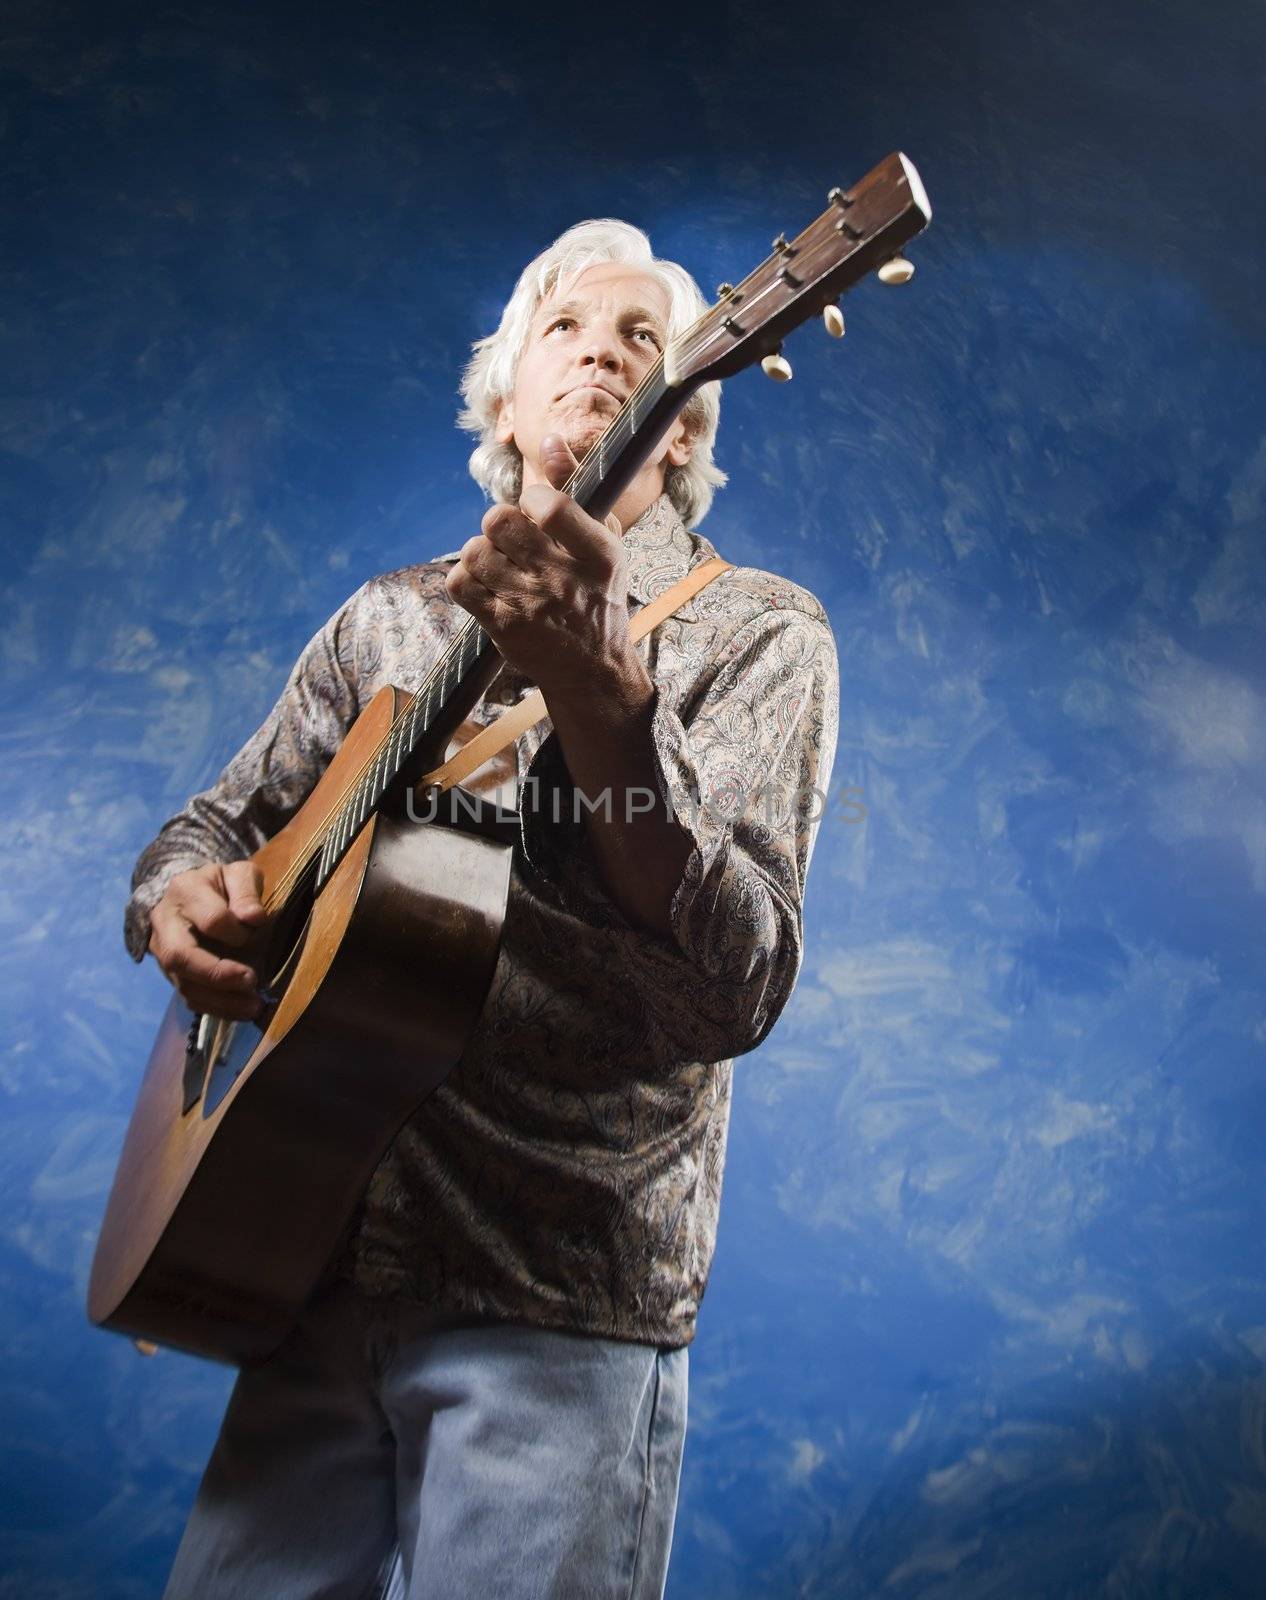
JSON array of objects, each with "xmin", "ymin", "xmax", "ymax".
[{"xmin": 419, "ymin": 555, "xmax": 734, "ymax": 792}]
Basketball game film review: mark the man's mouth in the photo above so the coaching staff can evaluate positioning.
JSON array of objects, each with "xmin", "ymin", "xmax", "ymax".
[{"xmin": 560, "ymin": 383, "xmax": 623, "ymax": 404}]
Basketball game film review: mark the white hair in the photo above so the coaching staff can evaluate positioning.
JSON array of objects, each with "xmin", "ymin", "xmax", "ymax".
[{"xmin": 458, "ymin": 219, "xmax": 727, "ymax": 527}]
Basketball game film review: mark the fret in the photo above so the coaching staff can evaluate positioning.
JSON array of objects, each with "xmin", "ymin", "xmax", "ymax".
[
  {"xmin": 419, "ymin": 680, "xmax": 437, "ymax": 736},
  {"xmin": 386, "ymin": 715, "xmax": 406, "ymax": 781},
  {"xmin": 333, "ymin": 804, "xmax": 351, "ymax": 863},
  {"xmin": 368, "ymin": 751, "xmax": 388, "ymax": 806}
]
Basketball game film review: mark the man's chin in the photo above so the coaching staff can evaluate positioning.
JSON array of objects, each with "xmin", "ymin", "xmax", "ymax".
[
  {"xmin": 557, "ymin": 421, "xmax": 610, "ymax": 466},
  {"xmin": 525, "ymin": 408, "xmax": 614, "ymax": 478}
]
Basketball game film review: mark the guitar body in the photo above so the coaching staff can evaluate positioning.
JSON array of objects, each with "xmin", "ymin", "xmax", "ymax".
[
  {"xmin": 89, "ymin": 149, "xmax": 932, "ymax": 1369},
  {"xmin": 88, "ymin": 684, "xmax": 513, "ymax": 1366}
]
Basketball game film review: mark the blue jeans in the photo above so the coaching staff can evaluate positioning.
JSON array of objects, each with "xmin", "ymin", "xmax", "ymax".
[{"xmin": 162, "ymin": 1279, "xmax": 688, "ymax": 1599}]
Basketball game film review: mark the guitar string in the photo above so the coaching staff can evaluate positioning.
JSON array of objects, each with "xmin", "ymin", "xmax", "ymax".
[{"xmin": 255, "ymin": 212, "xmax": 868, "ymax": 916}]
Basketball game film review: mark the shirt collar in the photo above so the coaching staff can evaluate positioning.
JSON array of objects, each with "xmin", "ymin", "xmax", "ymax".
[{"xmin": 620, "ymin": 493, "xmax": 720, "ymax": 622}]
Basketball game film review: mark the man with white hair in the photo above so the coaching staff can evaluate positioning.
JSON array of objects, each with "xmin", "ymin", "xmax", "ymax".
[{"xmin": 128, "ymin": 218, "xmax": 839, "ymax": 1599}]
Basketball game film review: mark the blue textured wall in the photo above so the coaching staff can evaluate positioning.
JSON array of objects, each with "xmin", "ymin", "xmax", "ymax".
[{"xmin": 3, "ymin": 2, "xmax": 1264, "ymax": 1594}]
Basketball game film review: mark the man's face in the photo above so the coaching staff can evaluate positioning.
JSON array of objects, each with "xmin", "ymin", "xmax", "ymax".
[{"xmin": 495, "ymin": 261, "xmax": 693, "ymax": 494}]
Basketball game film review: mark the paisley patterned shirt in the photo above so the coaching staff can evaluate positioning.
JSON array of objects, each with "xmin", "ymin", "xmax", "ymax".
[{"xmin": 123, "ymin": 494, "xmax": 839, "ymax": 1349}]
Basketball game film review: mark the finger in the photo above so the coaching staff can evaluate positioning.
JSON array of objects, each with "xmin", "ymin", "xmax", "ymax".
[
  {"xmin": 459, "ymin": 533, "xmax": 524, "ymax": 596},
  {"xmin": 178, "ymin": 983, "xmax": 264, "ymax": 1023},
  {"xmin": 220, "ymin": 860, "xmax": 266, "ymax": 924},
  {"xmin": 165, "ymin": 936, "xmax": 259, "ymax": 993},
  {"xmin": 150, "ymin": 910, "xmax": 257, "ymax": 989},
  {"xmin": 176, "ymin": 875, "xmax": 257, "ymax": 948},
  {"xmin": 481, "ymin": 502, "xmax": 555, "ymax": 566},
  {"xmin": 539, "ymin": 432, "xmax": 581, "ymax": 492},
  {"xmin": 605, "ymin": 512, "xmax": 622, "ymax": 536},
  {"xmin": 444, "ymin": 560, "xmax": 496, "ymax": 622},
  {"xmin": 518, "ymin": 482, "xmax": 616, "ymax": 567}
]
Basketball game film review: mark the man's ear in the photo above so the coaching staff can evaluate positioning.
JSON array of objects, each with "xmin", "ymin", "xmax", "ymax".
[
  {"xmin": 494, "ymin": 396, "xmax": 516, "ymax": 447},
  {"xmin": 664, "ymin": 415, "xmax": 694, "ymax": 468}
]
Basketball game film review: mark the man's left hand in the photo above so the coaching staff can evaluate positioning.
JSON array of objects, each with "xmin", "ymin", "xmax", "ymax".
[{"xmin": 444, "ymin": 434, "xmax": 644, "ymax": 699}]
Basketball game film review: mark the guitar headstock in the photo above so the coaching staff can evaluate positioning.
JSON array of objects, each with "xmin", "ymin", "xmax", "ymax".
[{"xmin": 663, "ymin": 151, "xmax": 931, "ymax": 389}]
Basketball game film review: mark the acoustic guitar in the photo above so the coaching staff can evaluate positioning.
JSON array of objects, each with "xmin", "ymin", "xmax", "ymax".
[{"xmin": 88, "ymin": 152, "xmax": 932, "ymax": 1365}]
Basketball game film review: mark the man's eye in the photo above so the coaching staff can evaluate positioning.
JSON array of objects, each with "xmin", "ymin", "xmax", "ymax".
[
  {"xmin": 633, "ymin": 328, "xmax": 661, "ymax": 347},
  {"xmin": 547, "ymin": 317, "xmax": 574, "ymax": 333}
]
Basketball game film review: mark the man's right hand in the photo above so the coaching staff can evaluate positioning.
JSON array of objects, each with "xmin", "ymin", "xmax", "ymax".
[{"xmin": 148, "ymin": 861, "xmax": 268, "ymax": 1021}]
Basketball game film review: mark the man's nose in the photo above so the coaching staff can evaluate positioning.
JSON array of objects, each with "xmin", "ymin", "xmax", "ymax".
[{"xmin": 577, "ymin": 321, "xmax": 623, "ymax": 371}]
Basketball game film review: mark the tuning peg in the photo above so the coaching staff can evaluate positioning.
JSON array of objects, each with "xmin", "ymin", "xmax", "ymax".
[
  {"xmin": 822, "ymin": 303, "xmax": 845, "ymax": 338},
  {"xmin": 877, "ymin": 255, "xmax": 915, "ymax": 285},
  {"xmin": 761, "ymin": 349, "xmax": 793, "ymax": 381},
  {"xmin": 716, "ymin": 281, "xmax": 734, "ymax": 300}
]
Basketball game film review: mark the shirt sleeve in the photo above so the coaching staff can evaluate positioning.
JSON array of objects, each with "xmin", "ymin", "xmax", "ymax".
[
  {"xmin": 122, "ymin": 584, "xmax": 367, "ymax": 962},
  {"xmin": 525, "ymin": 604, "xmax": 840, "ymax": 1064}
]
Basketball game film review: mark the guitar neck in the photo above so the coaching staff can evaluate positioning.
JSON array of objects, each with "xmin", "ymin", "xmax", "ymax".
[
  {"xmin": 312, "ymin": 357, "xmax": 697, "ymax": 891},
  {"xmin": 564, "ymin": 359, "xmax": 690, "ymax": 520}
]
